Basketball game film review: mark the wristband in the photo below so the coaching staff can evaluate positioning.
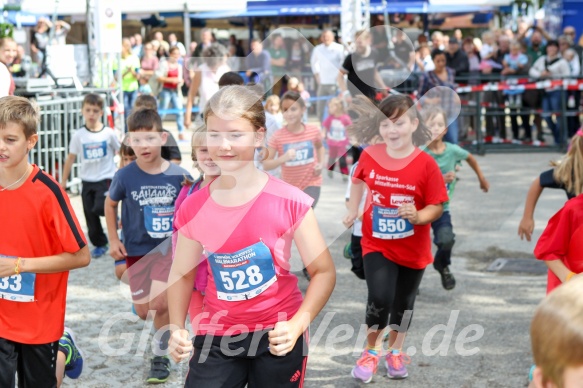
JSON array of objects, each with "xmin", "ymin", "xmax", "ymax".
[
  {"xmin": 566, "ymin": 272, "xmax": 576, "ymax": 282},
  {"xmin": 14, "ymin": 257, "xmax": 21, "ymax": 275}
]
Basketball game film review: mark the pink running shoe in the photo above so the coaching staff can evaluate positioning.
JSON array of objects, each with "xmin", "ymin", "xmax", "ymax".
[
  {"xmin": 351, "ymin": 349, "xmax": 380, "ymax": 384},
  {"xmin": 385, "ymin": 349, "xmax": 411, "ymax": 379}
]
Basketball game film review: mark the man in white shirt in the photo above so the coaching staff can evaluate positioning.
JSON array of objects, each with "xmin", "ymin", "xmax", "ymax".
[
  {"xmin": 168, "ymin": 33, "xmax": 186, "ymax": 57},
  {"xmin": 310, "ymin": 29, "xmax": 345, "ymax": 122}
]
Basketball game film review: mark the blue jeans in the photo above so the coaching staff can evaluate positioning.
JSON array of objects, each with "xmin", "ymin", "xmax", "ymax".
[
  {"xmin": 159, "ymin": 88, "xmax": 185, "ymax": 133},
  {"xmin": 431, "ymin": 211, "xmax": 455, "ymax": 271},
  {"xmin": 123, "ymin": 90, "xmax": 138, "ymax": 129},
  {"xmin": 542, "ymin": 90, "xmax": 562, "ymax": 144}
]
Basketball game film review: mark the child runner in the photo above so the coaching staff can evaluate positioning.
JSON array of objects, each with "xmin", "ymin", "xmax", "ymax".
[
  {"xmin": 263, "ymin": 91, "xmax": 325, "ymax": 208},
  {"xmin": 218, "ymin": 71, "xmax": 245, "ymax": 88},
  {"xmin": 534, "ymin": 193, "xmax": 583, "ymax": 294},
  {"xmin": 529, "ymin": 277, "xmax": 583, "ymax": 388},
  {"xmin": 518, "ymin": 132, "xmax": 583, "ymax": 241},
  {"xmin": 424, "ymin": 107, "xmax": 489, "ymax": 290},
  {"xmin": 323, "ymin": 97, "xmax": 352, "ymax": 180},
  {"xmin": 134, "ymin": 94, "xmax": 182, "ymax": 165},
  {"xmin": 530, "ymin": 173, "xmax": 583, "ymax": 384},
  {"xmin": 344, "ymin": 135, "xmax": 384, "ymax": 280},
  {"xmin": 265, "ymin": 95, "xmax": 283, "ymax": 129},
  {"xmin": 0, "ymin": 96, "xmax": 90, "ymax": 387},
  {"xmin": 60, "ymin": 93, "xmax": 120, "ymax": 258},
  {"xmin": 171, "ymin": 124, "xmax": 220, "ymax": 326},
  {"xmin": 112, "ymin": 136, "xmax": 136, "ymax": 282},
  {"xmin": 104, "ymin": 108, "xmax": 191, "ymax": 384},
  {"xmin": 167, "ymin": 85, "xmax": 336, "ymax": 387},
  {"xmin": 343, "ymin": 95, "xmax": 448, "ymax": 383},
  {"xmin": 56, "ymin": 327, "xmax": 84, "ymax": 386}
]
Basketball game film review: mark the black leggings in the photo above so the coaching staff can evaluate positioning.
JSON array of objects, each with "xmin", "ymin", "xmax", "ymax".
[{"xmin": 363, "ymin": 252, "xmax": 425, "ymax": 331}]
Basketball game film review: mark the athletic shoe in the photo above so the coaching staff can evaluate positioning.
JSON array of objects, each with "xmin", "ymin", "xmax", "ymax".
[
  {"xmin": 438, "ymin": 266, "xmax": 456, "ymax": 290},
  {"xmin": 351, "ymin": 349, "xmax": 380, "ymax": 384},
  {"xmin": 146, "ymin": 355, "xmax": 171, "ymax": 384},
  {"xmin": 385, "ymin": 349, "xmax": 411, "ymax": 379},
  {"xmin": 91, "ymin": 245, "xmax": 108, "ymax": 258},
  {"xmin": 60, "ymin": 327, "xmax": 84, "ymax": 379},
  {"xmin": 343, "ymin": 241, "xmax": 352, "ymax": 259}
]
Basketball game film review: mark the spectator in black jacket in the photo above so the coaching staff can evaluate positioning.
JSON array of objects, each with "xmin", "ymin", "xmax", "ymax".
[{"xmin": 446, "ymin": 37, "xmax": 469, "ymax": 80}]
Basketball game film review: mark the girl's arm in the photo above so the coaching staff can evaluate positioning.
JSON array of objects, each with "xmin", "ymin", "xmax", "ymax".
[
  {"xmin": 0, "ymin": 246, "xmax": 90, "ymax": 277},
  {"xmin": 168, "ymin": 232, "xmax": 202, "ymax": 362},
  {"xmin": 268, "ymin": 209, "xmax": 336, "ymax": 356},
  {"xmin": 545, "ymin": 259, "xmax": 577, "ymax": 283},
  {"xmin": 518, "ymin": 177, "xmax": 543, "ymax": 241},
  {"xmin": 398, "ymin": 203, "xmax": 443, "ymax": 225},
  {"xmin": 465, "ymin": 154, "xmax": 489, "ymax": 192},
  {"xmin": 262, "ymin": 146, "xmax": 293, "ymax": 170},
  {"xmin": 315, "ymin": 142, "xmax": 326, "ymax": 175}
]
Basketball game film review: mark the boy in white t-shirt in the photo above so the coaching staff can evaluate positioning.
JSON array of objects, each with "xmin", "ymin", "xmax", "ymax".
[{"xmin": 61, "ymin": 94, "xmax": 120, "ymax": 258}]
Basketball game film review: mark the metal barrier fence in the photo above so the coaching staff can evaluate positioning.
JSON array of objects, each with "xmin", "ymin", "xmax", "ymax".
[{"xmin": 31, "ymin": 89, "xmax": 117, "ymax": 193}]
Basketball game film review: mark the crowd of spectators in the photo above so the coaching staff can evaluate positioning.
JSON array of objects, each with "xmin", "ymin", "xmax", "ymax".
[{"xmin": 91, "ymin": 19, "xmax": 583, "ymax": 146}]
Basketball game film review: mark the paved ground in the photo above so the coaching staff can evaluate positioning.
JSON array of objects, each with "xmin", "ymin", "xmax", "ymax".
[{"xmin": 60, "ymin": 127, "xmax": 566, "ymax": 387}]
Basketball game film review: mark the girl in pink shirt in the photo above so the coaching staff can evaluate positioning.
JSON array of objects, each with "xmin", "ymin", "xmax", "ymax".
[
  {"xmin": 168, "ymin": 85, "xmax": 336, "ymax": 388},
  {"xmin": 322, "ymin": 97, "xmax": 352, "ymax": 179},
  {"xmin": 172, "ymin": 125, "xmax": 220, "ymax": 324}
]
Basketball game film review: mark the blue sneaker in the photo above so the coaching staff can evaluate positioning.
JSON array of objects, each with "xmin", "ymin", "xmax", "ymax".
[
  {"xmin": 91, "ymin": 245, "xmax": 108, "ymax": 258},
  {"xmin": 59, "ymin": 327, "xmax": 84, "ymax": 379}
]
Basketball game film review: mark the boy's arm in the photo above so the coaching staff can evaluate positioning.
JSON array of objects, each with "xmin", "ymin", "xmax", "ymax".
[
  {"xmin": 465, "ymin": 154, "xmax": 489, "ymax": 192},
  {"xmin": 343, "ymin": 181, "xmax": 365, "ymax": 227},
  {"xmin": 60, "ymin": 153, "xmax": 77, "ymax": 189},
  {"xmin": 185, "ymin": 71, "xmax": 201, "ymax": 128},
  {"xmin": 104, "ymin": 196, "xmax": 127, "ymax": 260},
  {"xmin": 0, "ymin": 246, "xmax": 90, "ymax": 277}
]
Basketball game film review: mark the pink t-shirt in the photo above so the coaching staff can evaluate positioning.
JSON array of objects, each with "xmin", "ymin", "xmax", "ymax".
[
  {"xmin": 322, "ymin": 114, "xmax": 352, "ymax": 148},
  {"xmin": 173, "ymin": 179, "xmax": 209, "ymax": 293},
  {"xmin": 174, "ymin": 174, "xmax": 313, "ymax": 335}
]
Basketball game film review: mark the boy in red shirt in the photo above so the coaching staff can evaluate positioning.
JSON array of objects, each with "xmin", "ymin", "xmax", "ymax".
[{"xmin": 0, "ymin": 96, "xmax": 90, "ymax": 387}]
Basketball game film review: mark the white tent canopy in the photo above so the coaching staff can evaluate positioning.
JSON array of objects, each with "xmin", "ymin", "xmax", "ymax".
[{"xmin": 21, "ymin": 0, "xmax": 247, "ymax": 15}]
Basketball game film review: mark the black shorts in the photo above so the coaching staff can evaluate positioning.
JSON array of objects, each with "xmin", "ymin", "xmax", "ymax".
[
  {"xmin": 185, "ymin": 330, "xmax": 308, "ymax": 388},
  {"xmin": 0, "ymin": 337, "xmax": 59, "ymax": 388}
]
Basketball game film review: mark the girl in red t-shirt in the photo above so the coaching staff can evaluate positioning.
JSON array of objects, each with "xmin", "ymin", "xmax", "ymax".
[
  {"xmin": 343, "ymin": 95, "xmax": 448, "ymax": 383},
  {"xmin": 168, "ymin": 85, "xmax": 335, "ymax": 388}
]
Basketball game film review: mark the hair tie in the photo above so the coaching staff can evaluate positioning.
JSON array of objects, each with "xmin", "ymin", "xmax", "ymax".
[{"xmin": 577, "ymin": 128, "xmax": 583, "ymax": 137}]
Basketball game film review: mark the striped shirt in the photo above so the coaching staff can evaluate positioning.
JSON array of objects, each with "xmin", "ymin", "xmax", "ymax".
[{"xmin": 268, "ymin": 124, "xmax": 323, "ymax": 190}]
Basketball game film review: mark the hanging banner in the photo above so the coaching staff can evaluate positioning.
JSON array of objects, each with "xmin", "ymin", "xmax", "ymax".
[{"xmin": 94, "ymin": 0, "xmax": 121, "ymax": 54}]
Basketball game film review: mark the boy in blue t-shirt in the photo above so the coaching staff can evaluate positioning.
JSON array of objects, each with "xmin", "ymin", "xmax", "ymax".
[
  {"xmin": 424, "ymin": 108, "xmax": 489, "ymax": 290},
  {"xmin": 61, "ymin": 94, "xmax": 121, "ymax": 258},
  {"xmin": 105, "ymin": 108, "xmax": 190, "ymax": 384}
]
